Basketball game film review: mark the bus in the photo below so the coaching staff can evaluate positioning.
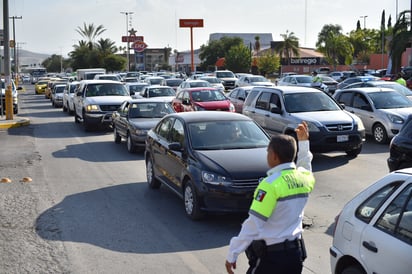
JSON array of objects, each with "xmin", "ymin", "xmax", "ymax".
[{"xmin": 20, "ymin": 67, "xmax": 47, "ymax": 84}]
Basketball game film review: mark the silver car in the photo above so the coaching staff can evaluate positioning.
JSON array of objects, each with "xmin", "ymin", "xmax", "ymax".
[
  {"xmin": 63, "ymin": 81, "xmax": 80, "ymax": 115},
  {"xmin": 242, "ymin": 86, "xmax": 365, "ymax": 157},
  {"xmin": 333, "ymin": 87, "xmax": 412, "ymax": 144}
]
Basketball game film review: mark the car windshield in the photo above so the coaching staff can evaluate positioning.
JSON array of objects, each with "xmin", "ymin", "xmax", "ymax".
[
  {"xmin": 191, "ymin": 90, "xmax": 226, "ymax": 102},
  {"xmin": 296, "ymin": 76, "xmax": 312, "ymax": 84},
  {"xmin": 378, "ymin": 83, "xmax": 412, "ymax": 96},
  {"xmin": 284, "ymin": 92, "xmax": 341, "ymax": 113},
  {"xmin": 86, "ymin": 83, "xmax": 129, "ymax": 97},
  {"xmin": 216, "ymin": 72, "xmax": 235, "ymax": 78},
  {"xmin": 148, "ymin": 87, "xmax": 175, "ymax": 97},
  {"xmin": 189, "ymin": 120, "xmax": 269, "ymax": 150},
  {"xmin": 69, "ymin": 84, "xmax": 78, "ymax": 93},
  {"xmin": 166, "ymin": 79, "xmax": 183, "ymax": 86},
  {"xmin": 250, "ymin": 76, "xmax": 268, "ymax": 83},
  {"xmin": 55, "ymin": 86, "xmax": 65, "ymax": 93},
  {"xmin": 201, "ymin": 77, "xmax": 220, "ymax": 84},
  {"xmin": 129, "ymin": 102, "xmax": 174, "ymax": 118},
  {"xmin": 368, "ymin": 92, "xmax": 412, "ymax": 109},
  {"xmin": 190, "ymin": 81, "xmax": 210, "ymax": 88},
  {"xmin": 128, "ymin": 84, "xmax": 148, "ymax": 93}
]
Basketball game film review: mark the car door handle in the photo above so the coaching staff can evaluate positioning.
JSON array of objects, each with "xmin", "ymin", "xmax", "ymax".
[{"xmin": 362, "ymin": 241, "xmax": 378, "ymax": 253}]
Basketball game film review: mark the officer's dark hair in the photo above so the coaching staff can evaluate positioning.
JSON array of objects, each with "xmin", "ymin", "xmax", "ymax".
[{"xmin": 268, "ymin": 134, "xmax": 297, "ymax": 163}]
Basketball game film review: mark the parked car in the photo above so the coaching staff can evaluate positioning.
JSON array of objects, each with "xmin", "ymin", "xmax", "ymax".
[
  {"xmin": 235, "ymin": 75, "xmax": 275, "ymax": 88},
  {"xmin": 318, "ymin": 75, "xmax": 339, "ymax": 95},
  {"xmin": 62, "ymin": 81, "xmax": 80, "ymax": 115},
  {"xmin": 139, "ymin": 85, "xmax": 176, "ymax": 101},
  {"xmin": 277, "ymin": 74, "xmax": 329, "ymax": 93},
  {"xmin": 336, "ymin": 75, "xmax": 378, "ymax": 90},
  {"xmin": 340, "ymin": 80, "xmax": 412, "ymax": 101},
  {"xmin": 164, "ymin": 78, "xmax": 184, "ymax": 91},
  {"xmin": 213, "ymin": 70, "xmax": 238, "ymax": 90},
  {"xmin": 227, "ymin": 86, "xmax": 254, "ymax": 113},
  {"xmin": 125, "ymin": 82, "xmax": 149, "ymax": 98},
  {"xmin": 172, "ymin": 87, "xmax": 235, "ymax": 112},
  {"xmin": 333, "ymin": 87, "xmax": 412, "ymax": 144},
  {"xmin": 199, "ymin": 76, "xmax": 225, "ymax": 93},
  {"xmin": 144, "ymin": 111, "xmax": 271, "ymax": 219},
  {"xmin": 330, "ymin": 169, "xmax": 412, "ymax": 274},
  {"xmin": 387, "ymin": 115, "xmax": 412, "ymax": 171},
  {"xmin": 73, "ymin": 80, "xmax": 132, "ymax": 131},
  {"xmin": 144, "ymin": 76, "xmax": 165, "ymax": 86},
  {"xmin": 176, "ymin": 79, "xmax": 211, "ymax": 93},
  {"xmin": 112, "ymin": 98, "xmax": 175, "ymax": 153},
  {"xmin": 93, "ymin": 74, "xmax": 122, "ymax": 82},
  {"xmin": 51, "ymin": 84, "xmax": 66, "ymax": 108},
  {"xmin": 1, "ymin": 78, "xmax": 19, "ymax": 114},
  {"xmin": 242, "ymin": 86, "xmax": 365, "ymax": 157},
  {"xmin": 45, "ymin": 78, "xmax": 67, "ymax": 99}
]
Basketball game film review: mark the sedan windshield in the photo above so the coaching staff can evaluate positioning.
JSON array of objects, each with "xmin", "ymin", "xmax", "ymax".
[
  {"xmin": 189, "ymin": 120, "xmax": 269, "ymax": 150},
  {"xmin": 284, "ymin": 92, "xmax": 341, "ymax": 113},
  {"xmin": 86, "ymin": 83, "xmax": 129, "ymax": 96},
  {"xmin": 191, "ymin": 90, "xmax": 226, "ymax": 102},
  {"xmin": 368, "ymin": 92, "xmax": 412, "ymax": 109}
]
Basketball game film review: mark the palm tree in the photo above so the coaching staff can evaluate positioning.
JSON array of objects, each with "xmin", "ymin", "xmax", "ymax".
[
  {"xmin": 76, "ymin": 23, "xmax": 106, "ymax": 49},
  {"xmin": 276, "ymin": 30, "xmax": 299, "ymax": 65},
  {"xmin": 388, "ymin": 10, "xmax": 411, "ymax": 74},
  {"xmin": 254, "ymin": 36, "xmax": 261, "ymax": 55},
  {"xmin": 96, "ymin": 38, "xmax": 117, "ymax": 55}
]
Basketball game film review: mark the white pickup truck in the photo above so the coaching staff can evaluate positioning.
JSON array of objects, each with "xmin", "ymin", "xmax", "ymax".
[{"xmin": 73, "ymin": 80, "xmax": 131, "ymax": 131}]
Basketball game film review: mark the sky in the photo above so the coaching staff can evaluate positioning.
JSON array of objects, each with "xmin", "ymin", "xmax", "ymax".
[{"xmin": 2, "ymin": 0, "xmax": 410, "ymax": 58}]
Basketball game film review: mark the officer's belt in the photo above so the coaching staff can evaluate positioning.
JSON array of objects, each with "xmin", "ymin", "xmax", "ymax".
[{"xmin": 266, "ymin": 238, "xmax": 301, "ymax": 252}]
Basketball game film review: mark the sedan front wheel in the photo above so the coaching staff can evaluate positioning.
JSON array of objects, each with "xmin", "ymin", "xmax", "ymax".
[{"xmin": 184, "ymin": 181, "xmax": 204, "ymax": 220}]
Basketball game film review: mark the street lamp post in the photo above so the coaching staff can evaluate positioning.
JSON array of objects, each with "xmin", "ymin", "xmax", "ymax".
[
  {"xmin": 360, "ymin": 15, "xmax": 368, "ymax": 29},
  {"xmin": 9, "ymin": 15, "xmax": 22, "ymax": 85},
  {"xmin": 121, "ymin": 11, "xmax": 134, "ymax": 71}
]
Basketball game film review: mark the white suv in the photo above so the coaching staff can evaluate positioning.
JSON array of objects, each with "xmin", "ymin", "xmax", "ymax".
[
  {"xmin": 213, "ymin": 70, "xmax": 238, "ymax": 90},
  {"xmin": 330, "ymin": 169, "xmax": 412, "ymax": 274}
]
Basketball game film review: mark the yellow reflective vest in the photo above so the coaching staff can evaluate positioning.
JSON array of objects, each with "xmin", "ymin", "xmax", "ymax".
[{"xmin": 249, "ymin": 168, "xmax": 315, "ymax": 221}]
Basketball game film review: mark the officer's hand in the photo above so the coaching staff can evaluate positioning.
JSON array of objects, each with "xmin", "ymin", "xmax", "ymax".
[
  {"xmin": 295, "ymin": 121, "xmax": 309, "ymax": 141},
  {"xmin": 225, "ymin": 260, "xmax": 236, "ymax": 274}
]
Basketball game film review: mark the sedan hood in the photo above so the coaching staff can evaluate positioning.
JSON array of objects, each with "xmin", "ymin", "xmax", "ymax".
[
  {"xmin": 86, "ymin": 96, "xmax": 131, "ymax": 105},
  {"xmin": 379, "ymin": 107, "xmax": 412, "ymax": 118},
  {"xmin": 195, "ymin": 148, "xmax": 268, "ymax": 180},
  {"xmin": 129, "ymin": 118, "xmax": 162, "ymax": 129},
  {"xmin": 194, "ymin": 100, "xmax": 231, "ymax": 110}
]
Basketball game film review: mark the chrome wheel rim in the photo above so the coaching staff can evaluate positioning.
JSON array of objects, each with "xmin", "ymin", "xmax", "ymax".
[{"xmin": 184, "ymin": 186, "xmax": 194, "ymax": 215}]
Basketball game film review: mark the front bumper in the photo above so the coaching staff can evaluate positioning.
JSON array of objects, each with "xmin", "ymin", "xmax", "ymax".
[{"xmin": 309, "ymin": 129, "xmax": 365, "ymax": 153}]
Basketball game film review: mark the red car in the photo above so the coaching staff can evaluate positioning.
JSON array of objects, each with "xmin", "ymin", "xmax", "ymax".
[{"xmin": 172, "ymin": 87, "xmax": 235, "ymax": 112}]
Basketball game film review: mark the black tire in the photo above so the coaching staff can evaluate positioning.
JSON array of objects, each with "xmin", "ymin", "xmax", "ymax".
[
  {"xmin": 346, "ymin": 145, "xmax": 362, "ymax": 157},
  {"xmin": 82, "ymin": 111, "xmax": 91, "ymax": 131},
  {"xmin": 126, "ymin": 133, "xmax": 137, "ymax": 153},
  {"xmin": 146, "ymin": 157, "xmax": 160, "ymax": 189},
  {"xmin": 373, "ymin": 123, "xmax": 388, "ymax": 144},
  {"xmin": 74, "ymin": 112, "xmax": 80, "ymax": 123},
  {"xmin": 114, "ymin": 128, "xmax": 121, "ymax": 143},
  {"xmin": 341, "ymin": 265, "xmax": 365, "ymax": 274},
  {"xmin": 63, "ymin": 103, "xmax": 67, "ymax": 112},
  {"xmin": 183, "ymin": 180, "xmax": 204, "ymax": 220}
]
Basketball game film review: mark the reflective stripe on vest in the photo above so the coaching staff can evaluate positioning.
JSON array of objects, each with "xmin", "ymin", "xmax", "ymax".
[{"xmin": 249, "ymin": 168, "xmax": 315, "ymax": 221}]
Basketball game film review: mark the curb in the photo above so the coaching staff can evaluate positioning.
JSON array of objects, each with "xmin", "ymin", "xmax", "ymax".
[{"xmin": 0, "ymin": 118, "xmax": 30, "ymax": 129}]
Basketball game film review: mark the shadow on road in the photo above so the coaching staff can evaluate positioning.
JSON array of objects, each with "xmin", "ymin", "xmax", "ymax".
[{"xmin": 35, "ymin": 182, "xmax": 246, "ymax": 254}]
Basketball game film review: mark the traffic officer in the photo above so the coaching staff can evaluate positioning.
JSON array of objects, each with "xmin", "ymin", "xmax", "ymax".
[
  {"xmin": 395, "ymin": 72, "xmax": 407, "ymax": 86},
  {"xmin": 225, "ymin": 121, "xmax": 315, "ymax": 274}
]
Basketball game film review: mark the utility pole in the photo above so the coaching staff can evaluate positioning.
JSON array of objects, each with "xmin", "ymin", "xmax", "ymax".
[
  {"xmin": 360, "ymin": 15, "xmax": 368, "ymax": 29},
  {"xmin": 121, "ymin": 11, "xmax": 134, "ymax": 71},
  {"xmin": 9, "ymin": 15, "xmax": 22, "ymax": 85}
]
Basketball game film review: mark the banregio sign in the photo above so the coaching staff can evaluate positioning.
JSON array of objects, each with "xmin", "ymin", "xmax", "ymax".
[{"xmin": 281, "ymin": 57, "xmax": 322, "ymax": 65}]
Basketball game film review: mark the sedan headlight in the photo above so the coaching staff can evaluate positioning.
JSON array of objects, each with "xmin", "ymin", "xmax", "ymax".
[
  {"xmin": 202, "ymin": 171, "xmax": 232, "ymax": 186},
  {"xmin": 387, "ymin": 114, "xmax": 404, "ymax": 124},
  {"xmin": 86, "ymin": 104, "xmax": 100, "ymax": 112}
]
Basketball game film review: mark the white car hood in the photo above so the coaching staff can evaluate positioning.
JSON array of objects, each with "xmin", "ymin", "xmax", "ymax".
[{"xmin": 293, "ymin": 110, "xmax": 354, "ymax": 125}]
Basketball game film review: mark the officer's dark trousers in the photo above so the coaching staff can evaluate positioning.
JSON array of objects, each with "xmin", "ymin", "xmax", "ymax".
[{"xmin": 246, "ymin": 248, "xmax": 303, "ymax": 274}]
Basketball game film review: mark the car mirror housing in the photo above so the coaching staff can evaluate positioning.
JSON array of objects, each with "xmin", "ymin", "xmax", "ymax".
[
  {"xmin": 168, "ymin": 142, "xmax": 182, "ymax": 151},
  {"xmin": 270, "ymin": 106, "xmax": 282, "ymax": 114}
]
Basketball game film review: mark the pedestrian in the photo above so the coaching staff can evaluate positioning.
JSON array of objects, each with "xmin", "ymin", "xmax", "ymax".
[
  {"xmin": 311, "ymin": 71, "xmax": 322, "ymax": 84},
  {"xmin": 395, "ymin": 72, "xmax": 407, "ymax": 86},
  {"xmin": 225, "ymin": 121, "xmax": 315, "ymax": 274}
]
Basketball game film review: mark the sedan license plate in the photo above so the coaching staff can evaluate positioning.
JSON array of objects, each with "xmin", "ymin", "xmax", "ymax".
[{"xmin": 337, "ymin": 135, "xmax": 349, "ymax": 142}]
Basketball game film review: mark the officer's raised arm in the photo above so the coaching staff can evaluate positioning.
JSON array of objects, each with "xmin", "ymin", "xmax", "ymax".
[{"xmin": 295, "ymin": 121, "xmax": 313, "ymax": 171}]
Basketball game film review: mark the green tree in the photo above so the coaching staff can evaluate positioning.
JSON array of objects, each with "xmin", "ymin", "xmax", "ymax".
[
  {"xmin": 388, "ymin": 10, "xmax": 411, "ymax": 74},
  {"xmin": 76, "ymin": 23, "xmax": 106, "ymax": 49},
  {"xmin": 102, "ymin": 54, "xmax": 127, "ymax": 72},
  {"xmin": 254, "ymin": 36, "xmax": 261, "ymax": 55},
  {"xmin": 225, "ymin": 44, "xmax": 251, "ymax": 73},
  {"xmin": 275, "ymin": 30, "xmax": 300, "ymax": 65},
  {"xmin": 256, "ymin": 52, "xmax": 280, "ymax": 77},
  {"xmin": 199, "ymin": 36, "xmax": 243, "ymax": 71},
  {"xmin": 41, "ymin": 54, "xmax": 64, "ymax": 73},
  {"xmin": 316, "ymin": 24, "xmax": 353, "ymax": 69}
]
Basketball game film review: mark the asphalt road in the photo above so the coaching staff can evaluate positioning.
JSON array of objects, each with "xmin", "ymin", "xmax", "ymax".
[{"xmin": 0, "ymin": 85, "xmax": 391, "ymax": 274}]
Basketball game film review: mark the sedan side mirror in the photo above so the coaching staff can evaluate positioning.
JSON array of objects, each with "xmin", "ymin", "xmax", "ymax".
[{"xmin": 168, "ymin": 142, "xmax": 183, "ymax": 151}]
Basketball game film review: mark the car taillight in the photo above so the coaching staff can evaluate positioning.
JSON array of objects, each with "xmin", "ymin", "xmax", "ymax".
[{"xmin": 332, "ymin": 213, "xmax": 340, "ymax": 237}]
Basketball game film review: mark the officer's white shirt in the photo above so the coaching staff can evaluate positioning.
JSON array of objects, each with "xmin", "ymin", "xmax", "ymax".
[{"xmin": 226, "ymin": 140, "xmax": 313, "ymax": 263}]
